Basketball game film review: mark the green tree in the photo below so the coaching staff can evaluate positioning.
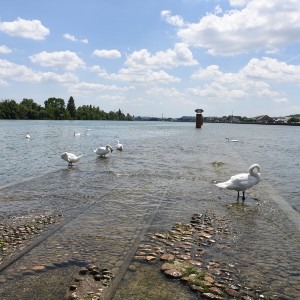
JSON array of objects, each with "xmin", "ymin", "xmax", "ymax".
[
  {"xmin": 66, "ymin": 96, "xmax": 76, "ymax": 119},
  {"xmin": 20, "ymin": 98, "xmax": 42, "ymax": 119},
  {"xmin": 44, "ymin": 97, "xmax": 66, "ymax": 120},
  {"xmin": 0, "ymin": 99, "xmax": 19, "ymax": 119},
  {"xmin": 288, "ymin": 117, "xmax": 300, "ymax": 123}
]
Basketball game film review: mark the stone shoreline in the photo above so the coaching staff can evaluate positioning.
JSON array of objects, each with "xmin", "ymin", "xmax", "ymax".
[
  {"xmin": 0, "ymin": 210, "xmax": 297, "ymax": 300},
  {"xmin": 130, "ymin": 213, "xmax": 275, "ymax": 300}
]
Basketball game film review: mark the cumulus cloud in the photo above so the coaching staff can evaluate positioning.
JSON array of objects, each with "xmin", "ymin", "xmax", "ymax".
[
  {"xmin": 0, "ymin": 17, "xmax": 49, "ymax": 40},
  {"xmin": 90, "ymin": 65, "xmax": 110, "ymax": 79},
  {"xmin": 190, "ymin": 57, "xmax": 300, "ymax": 103},
  {"xmin": 92, "ymin": 49, "xmax": 121, "ymax": 59},
  {"xmin": 0, "ymin": 45, "xmax": 12, "ymax": 54},
  {"xmin": 177, "ymin": 0, "xmax": 300, "ymax": 55},
  {"xmin": 63, "ymin": 33, "xmax": 88, "ymax": 44},
  {"xmin": 0, "ymin": 58, "xmax": 78, "ymax": 83},
  {"xmin": 161, "ymin": 10, "xmax": 185, "ymax": 27},
  {"xmin": 68, "ymin": 82, "xmax": 133, "ymax": 95},
  {"xmin": 30, "ymin": 50, "xmax": 86, "ymax": 71},
  {"xmin": 125, "ymin": 43, "xmax": 198, "ymax": 69},
  {"xmin": 110, "ymin": 67, "xmax": 180, "ymax": 84},
  {"xmin": 90, "ymin": 45, "xmax": 192, "ymax": 84},
  {"xmin": 242, "ymin": 57, "xmax": 300, "ymax": 82}
]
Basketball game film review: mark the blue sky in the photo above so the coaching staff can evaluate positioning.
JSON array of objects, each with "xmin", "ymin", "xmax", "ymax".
[{"xmin": 1, "ymin": 0, "xmax": 300, "ymax": 118}]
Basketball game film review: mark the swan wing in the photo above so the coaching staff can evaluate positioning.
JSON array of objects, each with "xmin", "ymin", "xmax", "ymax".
[
  {"xmin": 94, "ymin": 147, "xmax": 106, "ymax": 155},
  {"xmin": 224, "ymin": 174, "xmax": 260, "ymax": 191}
]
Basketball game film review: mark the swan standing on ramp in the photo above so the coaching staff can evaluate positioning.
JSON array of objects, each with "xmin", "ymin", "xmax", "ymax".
[
  {"xmin": 61, "ymin": 152, "xmax": 83, "ymax": 166},
  {"xmin": 215, "ymin": 164, "xmax": 261, "ymax": 201},
  {"xmin": 116, "ymin": 140, "xmax": 124, "ymax": 151},
  {"xmin": 93, "ymin": 145, "xmax": 113, "ymax": 157}
]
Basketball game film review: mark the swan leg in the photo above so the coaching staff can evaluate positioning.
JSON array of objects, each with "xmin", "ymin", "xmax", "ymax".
[
  {"xmin": 236, "ymin": 191, "xmax": 240, "ymax": 201},
  {"xmin": 242, "ymin": 191, "xmax": 245, "ymax": 201}
]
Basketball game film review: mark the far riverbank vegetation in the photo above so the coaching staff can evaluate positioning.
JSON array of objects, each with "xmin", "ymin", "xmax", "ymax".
[{"xmin": 0, "ymin": 97, "xmax": 133, "ymax": 121}]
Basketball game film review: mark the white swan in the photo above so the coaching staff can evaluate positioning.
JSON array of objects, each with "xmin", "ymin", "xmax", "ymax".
[
  {"xmin": 226, "ymin": 137, "xmax": 239, "ymax": 142},
  {"xmin": 215, "ymin": 164, "xmax": 261, "ymax": 201},
  {"xmin": 74, "ymin": 132, "xmax": 81, "ymax": 137},
  {"xmin": 61, "ymin": 152, "xmax": 83, "ymax": 166},
  {"xmin": 116, "ymin": 140, "xmax": 124, "ymax": 151},
  {"xmin": 85, "ymin": 129, "xmax": 92, "ymax": 136},
  {"xmin": 26, "ymin": 133, "xmax": 31, "ymax": 139},
  {"xmin": 93, "ymin": 145, "xmax": 113, "ymax": 157}
]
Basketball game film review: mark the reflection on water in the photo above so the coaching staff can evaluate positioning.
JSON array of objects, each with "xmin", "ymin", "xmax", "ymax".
[{"xmin": 0, "ymin": 120, "xmax": 299, "ymax": 299}]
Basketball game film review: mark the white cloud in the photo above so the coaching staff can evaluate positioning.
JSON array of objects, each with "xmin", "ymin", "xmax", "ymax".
[
  {"xmin": 90, "ymin": 65, "xmax": 110, "ymax": 79},
  {"xmin": 30, "ymin": 50, "xmax": 86, "ymax": 71},
  {"xmin": 63, "ymin": 33, "xmax": 88, "ymax": 44},
  {"xmin": 0, "ymin": 79, "xmax": 9, "ymax": 87},
  {"xmin": 242, "ymin": 57, "xmax": 300, "ymax": 82},
  {"xmin": 91, "ymin": 61, "xmax": 180, "ymax": 84},
  {"xmin": 229, "ymin": 0, "xmax": 250, "ymax": 7},
  {"xmin": 0, "ymin": 58, "xmax": 78, "ymax": 83},
  {"xmin": 190, "ymin": 57, "xmax": 300, "ymax": 102},
  {"xmin": 188, "ymin": 82, "xmax": 246, "ymax": 100},
  {"xmin": 161, "ymin": 10, "xmax": 185, "ymax": 27},
  {"xmin": 177, "ymin": 0, "xmax": 300, "ymax": 55},
  {"xmin": 0, "ymin": 17, "xmax": 49, "ymax": 40},
  {"xmin": 68, "ymin": 82, "xmax": 133, "ymax": 95},
  {"xmin": 92, "ymin": 49, "xmax": 121, "ymax": 59},
  {"xmin": 0, "ymin": 45, "xmax": 12, "ymax": 54},
  {"xmin": 110, "ymin": 67, "xmax": 180, "ymax": 84},
  {"xmin": 126, "ymin": 43, "xmax": 198, "ymax": 69},
  {"xmin": 214, "ymin": 5, "xmax": 223, "ymax": 15}
]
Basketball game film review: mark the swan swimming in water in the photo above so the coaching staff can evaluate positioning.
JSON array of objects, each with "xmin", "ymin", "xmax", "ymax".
[
  {"xmin": 116, "ymin": 140, "xmax": 124, "ymax": 151},
  {"xmin": 26, "ymin": 133, "xmax": 31, "ymax": 139},
  {"xmin": 226, "ymin": 138, "xmax": 239, "ymax": 142},
  {"xmin": 61, "ymin": 152, "xmax": 83, "ymax": 166},
  {"xmin": 93, "ymin": 145, "xmax": 113, "ymax": 157},
  {"xmin": 215, "ymin": 164, "xmax": 261, "ymax": 201},
  {"xmin": 74, "ymin": 132, "xmax": 81, "ymax": 137},
  {"xmin": 85, "ymin": 129, "xmax": 92, "ymax": 136}
]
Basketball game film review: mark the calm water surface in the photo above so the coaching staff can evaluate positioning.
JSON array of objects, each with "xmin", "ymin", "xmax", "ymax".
[
  {"xmin": 0, "ymin": 120, "xmax": 299, "ymax": 299},
  {"xmin": 0, "ymin": 120, "xmax": 299, "ymax": 212}
]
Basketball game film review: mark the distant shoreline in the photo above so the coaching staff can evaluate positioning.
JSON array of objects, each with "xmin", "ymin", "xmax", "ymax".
[{"xmin": 204, "ymin": 121, "xmax": 300, "ymax": 126}]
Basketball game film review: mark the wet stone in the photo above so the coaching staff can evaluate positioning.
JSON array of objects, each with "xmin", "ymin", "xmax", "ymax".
[
  {"xmin": 202, "ymin": 292, "xmax": 224, "ymax": 299},
  {"xmin": 160, "ymin": 253, "xmax": 175, "ymax": 261}
]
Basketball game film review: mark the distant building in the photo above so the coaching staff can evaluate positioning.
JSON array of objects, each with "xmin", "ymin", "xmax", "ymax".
[
  {"xmin": 205, "ymin": 116, "xmax": 221, "ymax": 122},
  {"xmin": 255, "ymin": 115, "xmax": 274, "ymax": 123}
]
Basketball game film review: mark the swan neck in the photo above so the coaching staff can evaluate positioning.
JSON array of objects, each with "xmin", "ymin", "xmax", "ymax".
[{"xmin": 248, "ymin": 164, "xmax": 260, "ymax": 176}]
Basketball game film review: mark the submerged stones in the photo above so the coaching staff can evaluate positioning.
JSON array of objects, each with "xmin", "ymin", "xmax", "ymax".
[
  {"xmin": 0, "ymin": 213, "xmax": 62, "ymax": 263},
  {"xmin": 67, "ymin": 264, "xmax": 114, "ymax": 300},
  {"xmin": 134, "ymin": 213, "xmax": 264, "ymax": 300}
]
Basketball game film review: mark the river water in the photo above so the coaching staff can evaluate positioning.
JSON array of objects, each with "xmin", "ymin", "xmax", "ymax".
[{"xmin": 0, "ymin": 120, "xmax": 299, "ymax": 299}]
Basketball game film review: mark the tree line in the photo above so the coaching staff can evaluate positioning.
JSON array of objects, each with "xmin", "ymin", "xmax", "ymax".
[{"xmin": 0, "ymin": 97, "xmax": 133, "ymax": 121}]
